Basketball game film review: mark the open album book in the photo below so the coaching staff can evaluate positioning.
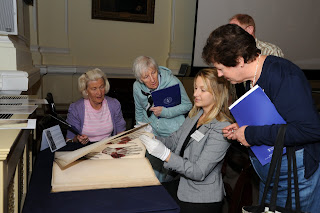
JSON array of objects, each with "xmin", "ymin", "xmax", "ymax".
[{"xmin": 52, "ymin": 125, "xmax": 160, "ymax": 192}]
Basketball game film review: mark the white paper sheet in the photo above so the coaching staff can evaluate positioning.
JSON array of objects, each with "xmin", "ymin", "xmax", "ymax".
[
  {"xmin": 0, "ymin": 105, "xmax": 38, "ymax": 114},
  {"xmin": 0, "ymin": 119, "xmax": 36, "ymax": 129},
  {"xmin": 41, "ymin": 125, "xmax": 66, "ymax": 152},
  {"xmin": 0, "ymin": 99, "xmax": 48, "ymax": 105}
]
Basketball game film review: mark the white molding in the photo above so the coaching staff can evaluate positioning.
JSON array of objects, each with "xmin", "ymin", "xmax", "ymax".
[
  {"xmin": 36, "ymin": 65, "xmax": 134, "ymax": 78},
  {"xmin": 30, "ymin": 45, "xmax": 70, "ymax": 54},
  {"xmin": 39, "ymin": 47, "xmax": 70, "ymax": 54},
  {"xmin": 168, "ymin": 53, "xmax": 192, "ymax": 60},
  {"xmin": 36, "ymin": 65, "xmax": 185, "ymax": 77},
  {"xmin": 38, "ymin": 65, "xmax": 76, "ymax": 75},
  {"xmin": 30, "ymin": 45, "xmax": 39, "ymax": 52}
]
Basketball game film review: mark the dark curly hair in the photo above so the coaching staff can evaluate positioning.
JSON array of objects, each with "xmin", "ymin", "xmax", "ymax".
[{"xmin": 202, "ymin": 24, "xmax": 260, "ymax": 67}]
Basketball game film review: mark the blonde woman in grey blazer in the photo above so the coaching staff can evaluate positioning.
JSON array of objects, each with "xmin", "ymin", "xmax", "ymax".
[{"xmin": 140, "ymin": 68, "xmax": 234, "ymax": 213}]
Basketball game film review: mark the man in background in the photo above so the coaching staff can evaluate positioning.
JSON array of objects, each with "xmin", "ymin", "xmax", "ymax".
[{"xmin": 229, "ymin": 14, "xmax": 284, "ymax": 57}]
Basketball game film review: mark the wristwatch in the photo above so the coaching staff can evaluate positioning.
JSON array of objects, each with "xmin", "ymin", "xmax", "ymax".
[{"xmin": 66, "ymin": 139, "xmax": 74, "ymax": 143}]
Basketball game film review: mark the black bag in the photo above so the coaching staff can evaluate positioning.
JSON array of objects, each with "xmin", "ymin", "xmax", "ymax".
[{"xmin": 242, "ymin": 124, "xmax": 306, "ymax": 213}]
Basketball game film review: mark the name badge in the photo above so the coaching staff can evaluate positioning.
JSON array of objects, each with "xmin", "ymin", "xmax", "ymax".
[{"xmin": 191, "ymin": 130, "xmax": 205, "ymax": 142}]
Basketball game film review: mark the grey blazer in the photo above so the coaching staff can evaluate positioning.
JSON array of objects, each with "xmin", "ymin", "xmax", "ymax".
[{"xmin": 157, "ymin": 109, "xmax": 231, "ymax": 203}]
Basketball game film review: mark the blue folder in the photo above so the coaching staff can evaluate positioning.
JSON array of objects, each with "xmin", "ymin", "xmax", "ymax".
[
  {"xmin": 229, "ymin": 85, "xmax": 286, "ymax": 165},
  {"xmin": 151, "ymin": 84, "xmax": 181, "ymax": 108}
]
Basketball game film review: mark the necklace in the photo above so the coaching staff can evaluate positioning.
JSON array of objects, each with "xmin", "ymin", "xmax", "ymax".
[{"xmin": 251, "ymin": 54, "xmax": 261, "ymax": 88}]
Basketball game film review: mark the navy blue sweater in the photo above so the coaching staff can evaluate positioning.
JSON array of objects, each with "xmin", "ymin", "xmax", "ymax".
[{"xmin": 246, "ymin": 56, "xmax": 320, "ymax": 178}]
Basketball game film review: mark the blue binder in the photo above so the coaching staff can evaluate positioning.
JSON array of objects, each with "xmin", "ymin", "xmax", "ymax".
[
  {"xmin": 229, "ymin": 85, "xmax": 286, "ymax": 165},
  {"xmin": 151, "ymin": 84, "xmax": 181, "ymax": 108}
]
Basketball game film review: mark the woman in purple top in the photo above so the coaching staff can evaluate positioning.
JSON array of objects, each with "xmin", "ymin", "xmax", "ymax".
[{"xmin": 66, "ymin": 68, "xmax": 126, "ymax": 144}]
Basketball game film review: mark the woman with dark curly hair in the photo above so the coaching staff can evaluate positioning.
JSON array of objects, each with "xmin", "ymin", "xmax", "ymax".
[{"xmin": 202, "ymin": 24, "xmax": 320, "ymax": 213}]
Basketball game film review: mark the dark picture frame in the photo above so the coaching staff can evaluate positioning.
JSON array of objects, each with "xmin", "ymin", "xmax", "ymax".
[{"xmin": 92, "ymin": 0, "xmax": 155, "ymax": 24}]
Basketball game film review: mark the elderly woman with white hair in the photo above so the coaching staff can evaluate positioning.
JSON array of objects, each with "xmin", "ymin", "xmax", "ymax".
[
  {"xmin": 132, "ymin": 56, "xmax": 192, "ymax": 182},
  {"xmin": 66, "ymin": 68, "xmax": 126, "ymax": 145}
]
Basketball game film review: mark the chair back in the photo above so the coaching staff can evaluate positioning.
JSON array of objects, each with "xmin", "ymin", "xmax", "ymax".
[{"xmin": 45, "ymin": 93, "xmax": 57, "ymax": 116}]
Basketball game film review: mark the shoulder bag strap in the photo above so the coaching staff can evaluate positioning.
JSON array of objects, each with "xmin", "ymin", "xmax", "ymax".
[
  {"xmin": 260, "ymin": 124, "xmax": 287, "ymax": 211},
  {"xmin": 286, "ymin": 146, "xmax": 302, "ymax": 212}
]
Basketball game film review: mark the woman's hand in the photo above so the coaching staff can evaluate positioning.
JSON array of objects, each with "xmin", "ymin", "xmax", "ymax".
[
  {"xmin": 139, "ymin": 135, "xmax": 170, "ymax": 161},
  {"xmin": 222, "ymin": 123, "xmax": 250, "ymax": 147},
  {"xmin": 150, "ymin": 106, "xmax": 163, "ymax": 117},
  {"xmin": 222, "ymin": 123, "xmax": 239, "ymax": 138},
  {"xmin": 76, "ymin": 134, "xmax": 89, "ymax": 145}
]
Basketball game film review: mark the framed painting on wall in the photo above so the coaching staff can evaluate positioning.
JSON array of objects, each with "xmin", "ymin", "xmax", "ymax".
[{"xmin": 92, "ymin": 0, "xmax": 155, "ymax": 23}]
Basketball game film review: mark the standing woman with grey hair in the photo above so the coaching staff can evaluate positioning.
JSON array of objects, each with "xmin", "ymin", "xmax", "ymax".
[
  {"xmin": 66, "ymin": 68, "xmax": 126, "ymax": 145},
  {"xmin": 132, "ymin": 56, "xmax": 192, "ymax": 182}
]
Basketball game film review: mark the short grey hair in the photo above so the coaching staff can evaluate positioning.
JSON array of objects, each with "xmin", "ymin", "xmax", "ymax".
[
  {"xmin": 132, "ymin": 56, "xmax": 158, "ymax": 82},
  {"xmin": 78, "ymin": 68, "xmax": 110, "ymax": 99}
]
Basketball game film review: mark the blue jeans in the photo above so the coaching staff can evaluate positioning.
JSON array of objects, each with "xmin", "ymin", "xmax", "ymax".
[{"xmin": 250, "ymin": 149, "xmax": 320, "ymax": 213}]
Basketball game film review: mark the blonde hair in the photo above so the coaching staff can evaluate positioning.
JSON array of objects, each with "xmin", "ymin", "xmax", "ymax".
[
  {"xmin": 188, "ymin": 68, "xmax": 234, "ymax": 125},
  {"xmin": 78, "ymin": 68, "xmax": 110, "ymax": 99}
]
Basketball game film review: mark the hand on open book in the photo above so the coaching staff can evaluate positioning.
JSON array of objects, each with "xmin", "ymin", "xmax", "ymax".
[
  {"xmin": 139, "ymin": 135, "xmax": 170, "ymax": 161},
  {"xmin": 76, "ymin": 134, "xmax": 89, "ymax": 145}
]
